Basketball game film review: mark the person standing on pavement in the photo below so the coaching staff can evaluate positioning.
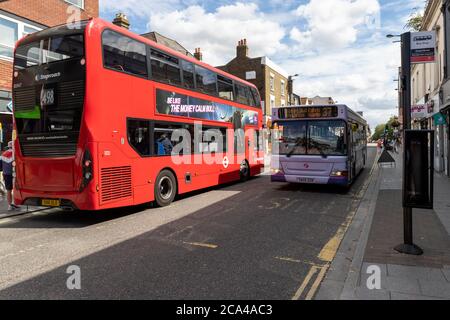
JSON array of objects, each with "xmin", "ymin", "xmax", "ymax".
[{"xmin": 0, "ymin": 141, "xmax": 18, "ymax": 211}]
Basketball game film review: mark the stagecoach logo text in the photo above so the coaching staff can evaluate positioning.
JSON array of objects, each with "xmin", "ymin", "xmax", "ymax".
[{"xmin": 35, "ymin": 72, "xmax": 61, "ymax": 81}]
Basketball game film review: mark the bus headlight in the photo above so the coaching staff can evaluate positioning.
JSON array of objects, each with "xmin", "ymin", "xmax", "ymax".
[
  {"xmin": 271, "ymin": 167, "xmax": 284, "ymax": 174},
  {"xmin": 330, "ymin": 170, "xmax": 348, "ymax": 177}
]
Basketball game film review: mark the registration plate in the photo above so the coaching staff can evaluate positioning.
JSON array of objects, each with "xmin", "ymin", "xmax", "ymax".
[
  {"xmin": 297, "ymin": 178, "xmax": 315, "ymax": 183},
  {"xmin": 41, "ymin": 199, "xmax": 60, "ymax": 207}
]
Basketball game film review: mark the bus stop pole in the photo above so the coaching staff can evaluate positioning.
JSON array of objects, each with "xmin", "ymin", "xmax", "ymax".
[{"xmin": 395, "ymin": 32, "xmax": 423, "ymax": 255}]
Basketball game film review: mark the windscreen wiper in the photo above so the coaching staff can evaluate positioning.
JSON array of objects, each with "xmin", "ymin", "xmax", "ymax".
[
  {"xmin": 286, "ymin": 137, "xmax": 305, "ymax": 158},
  {"xmin": 309, "ymin": 140, "xmax": 328, "ymax": 158}
]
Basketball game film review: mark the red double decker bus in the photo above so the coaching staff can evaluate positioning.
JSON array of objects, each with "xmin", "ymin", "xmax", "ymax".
[{"xmin": 12, "ymin": 18, "xmax": 264, "ymax": 210}]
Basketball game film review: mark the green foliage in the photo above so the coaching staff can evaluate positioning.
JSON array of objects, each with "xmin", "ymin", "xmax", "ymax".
[
  {"xmin": 371, "ymin": 124, "xmax": 386, "ymax": 141},
  {"xmin": 405, "ymin": 13, "xmax": 423, "ymax": 31},
  {"xmin": 371, "ymin": 116, "xmax": 399, "ymax": 141}
]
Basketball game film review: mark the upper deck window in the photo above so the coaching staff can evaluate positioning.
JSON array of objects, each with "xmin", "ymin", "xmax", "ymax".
[
  {"xmin": 181, "ymin": 60, "xmax": 195, "ymax": 89},
  {"xmin": 102, "ymin": 30, "xmax": 147, "ymax": 77},
  {"xmin": 150, "ymin": 49, "xmax": 181, "ymax": 85},
  {"xmin": 235, "ymin": 83, "xmax": 254, "ymax": 106},
  {"xmin": 217, "ymin": 75, "xmax": 234, "ymax": 101},
  {"xmin": 195, "ymin": 65, "xmax": 217, "ymax": 96},
  {"xmin": 15, "ymin": 34, "xmax": 84, "ymax": 69},
  {"xmin": 250, "ymin": 87, "xmax": 261, "ymax": 108}
]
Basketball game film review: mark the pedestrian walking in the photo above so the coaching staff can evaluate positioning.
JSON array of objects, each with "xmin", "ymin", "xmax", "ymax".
[
  {"xmin": 0, "ymin": 141, "xmax": 19, "ymax": 211},
  {"xmin": 377, "ymin": 139, "xmax": 382, "ymax": 152}
]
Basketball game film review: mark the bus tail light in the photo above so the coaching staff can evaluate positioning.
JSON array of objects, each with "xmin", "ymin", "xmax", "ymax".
[{"xmin": 80, "ymin": 149, "xmax": 93, "ymax": 191}]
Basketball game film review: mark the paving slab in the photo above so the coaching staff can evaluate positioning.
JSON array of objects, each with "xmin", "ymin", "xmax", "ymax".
[{"xmin": 418, "ymin": 279, "xmax": 450, "ymax": 299}]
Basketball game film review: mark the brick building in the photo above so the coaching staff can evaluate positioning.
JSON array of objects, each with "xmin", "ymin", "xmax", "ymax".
[
  {"xmin": 0, "ymin": 0, "xmax": 99, "ymax": 111},
  {"xmin": 217, "ymin": 39, "xmax": 298, "ymax": 121}
]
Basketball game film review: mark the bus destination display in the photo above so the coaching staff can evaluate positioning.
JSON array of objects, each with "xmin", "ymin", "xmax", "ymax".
[{"xmin": 278, "ymin": 106, "xmax": 338, "ymax": 119}]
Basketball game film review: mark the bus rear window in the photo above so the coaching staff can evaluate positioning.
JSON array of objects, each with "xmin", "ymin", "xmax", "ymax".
[{"xmin": 14, "ymin": 34, "xmax": 84, "ymax": 69}]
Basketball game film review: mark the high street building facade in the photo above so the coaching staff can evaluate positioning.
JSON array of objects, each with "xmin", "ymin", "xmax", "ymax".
[
  {"xmin": 410, "ymin": 0, "xmax": 449, "ymax": 176},
  {"xmin": 217, "ymin": 39, "xmax": 298, "ymax": 125}
]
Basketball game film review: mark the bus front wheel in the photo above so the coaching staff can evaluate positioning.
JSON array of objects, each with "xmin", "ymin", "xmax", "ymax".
[{"xmin": 155, "ymin": 170, "xmax": 177, "ymax": 207}]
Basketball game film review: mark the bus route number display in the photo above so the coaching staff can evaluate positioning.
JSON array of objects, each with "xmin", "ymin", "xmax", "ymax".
[{"xmin": 278, "ymin": 106, "xmax": 338, "ymax": 119}]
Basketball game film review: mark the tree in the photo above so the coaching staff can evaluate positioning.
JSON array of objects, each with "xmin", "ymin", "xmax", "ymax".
[
  {"xmin": 405, "ymin": 12, "xmax": 423, "ymax": 31},
  {"xmin": 371, "ymin": 124, "xmax": 386, "ymax": 141},
  {"xmin": 371, "ymin": 116, "xmax": 399, "ymax": 141}
]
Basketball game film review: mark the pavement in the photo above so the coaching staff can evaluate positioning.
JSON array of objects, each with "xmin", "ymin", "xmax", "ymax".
[
  {"xmin": 0, "ymin": 148, "xmax": 377, "ymax": 299},
  {"xmin": 0, "ymin": 192, "xmax": 45, "ymax": 219},
  {"xmin": 316, "ymin": 148, "xmax": 450, "ymax": 300}
]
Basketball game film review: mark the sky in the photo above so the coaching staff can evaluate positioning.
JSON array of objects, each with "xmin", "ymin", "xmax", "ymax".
[{"xmin": 99, "ymin": 0, "xmax": 427, "ymax": 130}]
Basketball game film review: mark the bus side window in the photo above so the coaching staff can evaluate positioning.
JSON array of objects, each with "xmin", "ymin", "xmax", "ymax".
[
  {"xmin": 250, "ymin": 87, "xmax": 261, "ymax": 108},
  {"xmin": 153, "ymin": 123, "xmax": 193, "ymax": 156},
  {"xmin": 195, "ymin": 65, "xmax": 217, "ymax": 96},
  {"xmin": 217, "ymin": 75, "xmax": 234, "ymax": 101},
  {"xmin": 127, "ymin": 119, "xmax": 151, "ymax": 156},
  {"xmin": 235, "ymin": 83, "xmax": 249, "ymax": 105},
  {"xmin": 102, "ymin": 30, "xmax": 148, "ymax": 77},
  {"xmin": 150, "ymin": 49, "xmax": 182, "ymax": 86},
  {"xmin": 181, "ymin": 60, "xmax": 195, "ymax": 89}
]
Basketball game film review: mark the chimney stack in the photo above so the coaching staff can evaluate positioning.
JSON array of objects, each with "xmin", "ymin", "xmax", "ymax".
[
  {"xmin": 237, "ymin": 38, "xmax": 249, "ymax": 58},
  {"xmin": 194, "ymin": 48, "xmax": 203, "ymax": 61},
  {"xmin": 113, "ymin": 13, "xmax": 130, "ymax": 29}
]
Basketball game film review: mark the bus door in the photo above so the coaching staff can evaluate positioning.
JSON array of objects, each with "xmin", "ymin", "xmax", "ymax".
[{"xmin": 348, "ymin": 122, "xmax": 355, "ymax": 181}]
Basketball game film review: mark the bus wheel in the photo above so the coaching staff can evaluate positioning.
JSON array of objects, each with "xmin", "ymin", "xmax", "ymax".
[
  {"xmin": 240, "ymin": 160, "xmax": 250, "ymax": 182},
  {"xmin": 155, "ymin": 170, "xmax": 177, "ymax": 207}
]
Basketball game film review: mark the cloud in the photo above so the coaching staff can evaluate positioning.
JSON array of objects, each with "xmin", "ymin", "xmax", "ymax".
[
  {"xmin": 280, "ymin": 40, "xmax": 400, "ymax": 129},
  {"xmin": 290, "ymin": 0, "xmax": 380, "ymax": 51},
  {"xmin": 100, "ymin": 0, "xmax": 182, "ymax": 18},
  {"xmin": 98, "ymin": 0, "xmax": 406, "ymax": 129},
  {"xmin": 148, "ymin": 2, "xmax": 287, "ymax": 66}
]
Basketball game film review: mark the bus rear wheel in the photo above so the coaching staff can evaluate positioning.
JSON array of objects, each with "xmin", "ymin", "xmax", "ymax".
[{"xmin": 155, "ymin": 170, "xmax": 177, "ymax": 207}]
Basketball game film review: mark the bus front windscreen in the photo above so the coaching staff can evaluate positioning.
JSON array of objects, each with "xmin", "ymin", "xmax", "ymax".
[{"xmin": 275, "ymin": 120, "xmax": 347, "ymax": 156}]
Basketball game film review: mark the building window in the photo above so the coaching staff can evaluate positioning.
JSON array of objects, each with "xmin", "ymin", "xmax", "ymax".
[
  {"xmin": 0, "ymin": 90, "xmax": 12, "ymax": 113},
  {"xmin": 281, "ymin": 80, "xmax": 285, "ymax": 96},
  {"xmin": 246, "ymin": 71, "xmax": 256, "ymax": 80},
  {"xmin": 270, "ymin": 95, "xmax": 275, "ymax": 109},
  {"xmin": 65, "ymin": 0, "xmax": 85, "ymax": 9},
  {"xmin": 23, "ymin": 26, "xmax": 39, "ymax": 37},
  {"xmin": 0, "ymin": 17, "xmax": 18, "ymax": 59},
  {"xmin": 270, "ymin": 74, "xmax": 275, "ymax": 92},
  {"xmin": 0, "ymin": 14, "xmax": 42, "ymax": 61}
]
